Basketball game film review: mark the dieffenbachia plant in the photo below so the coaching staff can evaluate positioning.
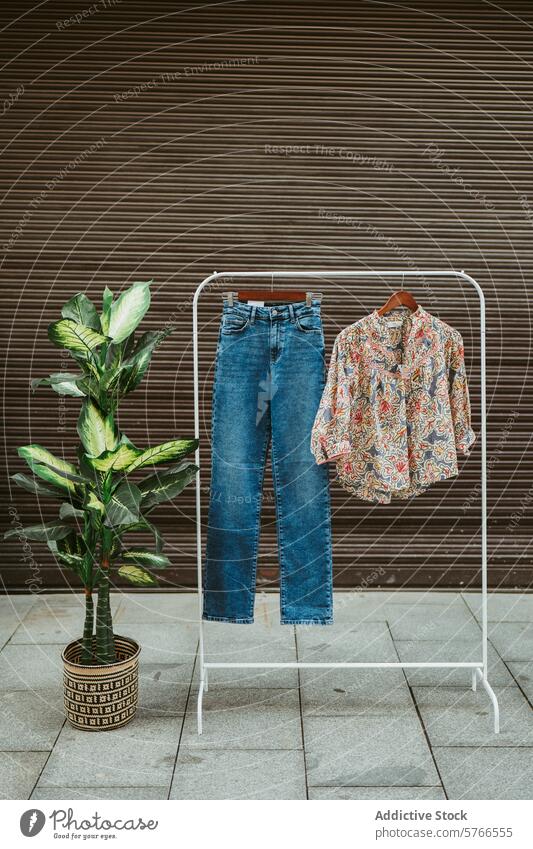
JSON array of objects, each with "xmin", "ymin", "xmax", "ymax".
[{"xmin": 5, "ymin": 281, "xmax": 198, "ymax": 665}]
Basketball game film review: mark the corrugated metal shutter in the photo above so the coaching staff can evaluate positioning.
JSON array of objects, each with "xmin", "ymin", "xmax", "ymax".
[{"xmin": 1, "ymin": 0, "xmax": 531, "ymax": 591}]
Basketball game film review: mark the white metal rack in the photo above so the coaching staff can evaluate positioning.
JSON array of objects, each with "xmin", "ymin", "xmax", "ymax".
[{"xmin": 192, "ymin": 270, "xmax": 500, "ymax": 735}]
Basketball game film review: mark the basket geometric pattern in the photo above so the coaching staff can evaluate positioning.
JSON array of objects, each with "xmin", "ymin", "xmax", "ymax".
[{"xmin": 62, "ymin": 635, "xmax": 140, "ymax": 731}]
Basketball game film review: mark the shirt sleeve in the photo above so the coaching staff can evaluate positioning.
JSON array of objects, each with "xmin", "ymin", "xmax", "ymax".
[
  {"xmin": 448, "ymin": 332, "xmax": 476, "ymax": 456},
  {"xmin": 311, "ymin": 335, "xmax": 354, "ymax": 464}
]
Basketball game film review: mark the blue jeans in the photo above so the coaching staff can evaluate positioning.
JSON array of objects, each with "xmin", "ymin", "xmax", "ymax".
[{"xmin": 203, "ymin": 297, "xmax": 333, "ymax": 625}]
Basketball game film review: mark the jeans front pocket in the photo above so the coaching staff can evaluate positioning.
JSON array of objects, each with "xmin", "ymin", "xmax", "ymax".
[
  {"xmin": 295, "ymin": 311, "xmax": 322, "ymax": 334},
  {"xmin": 221, "ymin": 312, "xmax": 250, "ymax": 334}
]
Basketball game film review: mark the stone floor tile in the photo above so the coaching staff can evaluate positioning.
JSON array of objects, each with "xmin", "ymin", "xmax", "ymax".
[
  {"xmin": 38, "ymin": 712, "xmax": 181, "ymax": 788},
  {"xmin": 31, "ymin": 785, "xmax": 169, "ymax": 800},
  {"xmin": 507, "ymin": 661, "xmax": 533, "ymax": 703},
  {"xmin": 300, "ymin": 668, "xmax": 413, "ymax": 716},
  {"xmin": 138, "ymin": 661, "xmax": 193, "ymax": 716},
  {"xmin": 296, "ymin": 621, "xmax": 397, "ymax": 663},
  {"xmin": 0, "ymin": 595, "xmax": 37, "ymax": 612},
  {"xmin": 384, "ymin": 591, "xmax": 466, "ymax": 606},
  {"xmin": 433, "ymin": 747, "xmax": 533, "ymax": 800},
  {"xmin": 462, "ymin": 593, "xmax": 533, "ymax": 622},
  {"xmin": 182, "ymin": 688, "xmax": 302, "ymax": 750},
  {"xmin": 387, "ymin": 604, "xmax": 480, "ymax": 642},
  {"xmin": 201, "ymin": 621, "xmax": 298, "ymax": 688},
  {"xmin": 0, "ymin": 628, "xmax": 16, "ymax": 651},
  {"xmin": 332, "ymin": 593, "xmax": 390, "ymax": 622},
  {"xmin": 115, "ymin": 593, "xmax": 198, "ymax": 625},
  {"xmin": 0, "ymin": 751, "xmax": 48, "ymax": 799},
  {"xmin": 0, "ymin": 690, "xmax": 64, "ymax": 750},
  {"xmin": 394, "ymin": 639, "xmax": 513, "ymax": 686},
  {"xmin": 413, "ymin": 684, "xmax": 533, "ymax": 746},
  {"xmin": 308, "ymin": 786, "xmax": 446, "ymax": 800},
  {"xmin": 0, "ymin": 644, "xmax": 63, "ymax": 691},
  {"xmin": 304, "ymin": 714, "xmax": 439, "ymax": 787},
  {"xmin": 119, "ymin": 623, "xmax": 197, "ymax": 666},
  {"xmin": 488, "ymin": 622, "xmax": 533, "ymax": 662},
  {"xmin": 10, "ymin": 594, "xmax": 122, "ymax": 645},
  {"xmin": 170, "ymin": 748, "xmax": 306, "ymax": 799}
]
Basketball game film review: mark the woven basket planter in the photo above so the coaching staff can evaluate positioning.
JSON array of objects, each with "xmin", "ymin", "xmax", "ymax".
[{"xmin": 62, "ymin": 635, "xmax": 140, "ymax": 731}]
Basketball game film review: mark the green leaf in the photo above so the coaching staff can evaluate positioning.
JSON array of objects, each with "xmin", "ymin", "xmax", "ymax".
[
  {"xmin": 32, "ymin": 372, "xmax": 84, "ymax": 390},
  {"xmin": 104, "ymin": 334, "xmax": 136, "ymax": 373},
  {"xmin": 78, "ymin": 375, "xmax": 100, "ymax": 402},
  {"xmin": 108, "ymin": 281, "xmax": 151, "ymax": 344},
  {"xmin": 89, "ymin": 442, "xmax": 143, "ymax": 472},
  {"xmin": 77, "ymin": 400, "xmax": 118, "ymax": 457},
  {"xmin": 4, "ymin": 520, "xmax": 73, "ymax": 542},
  {"xmin": 50, "ymin": 531, "xmax": 84, "ymax": 558},
  {"xmin": 48, "ymin": 538, "xmax": 86, "ymax": 575},
  {"xmin": 125, "ymin": 438, "xmax": 198, "ymax": 473},
  {"xmin": 61, "ymin": 293, "xmax": 101, "ymax": 332},
  {"xmin": 121, "ymin": 518, "xmax": 164, "ymax": 553},
  {"xmin": 48, "ymin": 319, "xmax": 107, "ymax": 356},
  {"xmin": 117, "ymin": 564, "xmax": 159, "ymax": 587},
  {"xmin": 18, "ymin": 445, "xmax": 78, "ymax": 493},
  {"xmin": 139, "ymin": 461, "xmax": 198, "ymax": 509},
  {"xmin": 104, "ymin": 482, "xmax": 142, "ymax": 527},
  {"xmin": 101, "ymin": 287, "xmax": 113, "ymax": 334},
  {"xmin": 86, "ymin": 491, "xmax": 104, "ymax": 513},
  {"xmin": 121, "ymin": 549, "xmax": 171, "ymax": 568},
  {"xmin": 117, "ymin": 329, "xmax": 171, "ymax": 395},
  {"xmin": 11, "ymin": 472, "xmax": 64, "ymax": 499},
  {"xmin": 35, "ymin": 461, "xmax": 88, "ymax": 485},
  {"xmin": 59, "ymin": 502, "xmax": 84, "ymax": 520},
  {"xmin": 50, "ymin": 380, "xmax": 86, "ymax": 398}
]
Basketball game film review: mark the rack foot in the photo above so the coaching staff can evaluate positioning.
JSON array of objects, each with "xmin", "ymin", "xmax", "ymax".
[
  {"xmin": 471, "ymin": 669, "xmax": 477, "ymax": 692},
  {"xmin": 476, "ymin": 669, "xmax": 500, "ymax": 734},
  {"xmin": 197, "ymin": 679, "xmax": 205, "ymax": 735},
  {"xmin": 204, "ymin": 669, "xmax": 209, "ymax": 693}
]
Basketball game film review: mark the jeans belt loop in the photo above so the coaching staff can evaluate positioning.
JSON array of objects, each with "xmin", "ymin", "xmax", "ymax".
[
  {"xmin": 250, "ymin": 305, "xmax": 257, "ymax": 325},
  {"xmin": 288, "ymin": 304, "xmax": 296, "ymax": 323}
]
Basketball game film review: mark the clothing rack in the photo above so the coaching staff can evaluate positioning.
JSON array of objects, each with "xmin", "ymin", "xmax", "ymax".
[{"xmin": 192, "ymin": 270, "xmax": 500, "ymax": 735}]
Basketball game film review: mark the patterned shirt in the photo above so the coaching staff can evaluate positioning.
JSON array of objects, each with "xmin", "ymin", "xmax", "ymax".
[{"xmin": 311, "ymin": 307, "xmax": 476, "ymax": 503}]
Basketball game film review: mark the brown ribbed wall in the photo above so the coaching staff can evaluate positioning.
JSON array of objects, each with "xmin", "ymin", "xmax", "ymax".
[{"xmin": 1, "ymin": 0, "xmax": 532, "ymax": 591}]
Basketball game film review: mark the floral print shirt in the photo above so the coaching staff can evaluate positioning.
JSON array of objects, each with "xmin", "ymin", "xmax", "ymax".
[{"xmin": 311, "ymin": 307, "xmax": 476, "ymax": 503}]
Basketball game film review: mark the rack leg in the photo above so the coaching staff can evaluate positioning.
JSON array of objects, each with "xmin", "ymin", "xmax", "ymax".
[
  {"xmin": 471, "ymin": 669, "xmax": 477, "ymax": 692},
  {"xmin": 476, "ymin": 669, "xmax": 500, "ymax": 734},
  {"xmin": 197, "ymin": 678, "xmax": 205, "ymax": 735}
]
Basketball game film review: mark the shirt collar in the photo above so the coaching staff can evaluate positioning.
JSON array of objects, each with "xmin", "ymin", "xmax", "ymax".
[
  {"xmin": 367, "ymin": 307, "xmax": 434, "ymax": 377},
  {"xmin": 371, "ymin": 305, "xmax": 428, "ymax": 330}
]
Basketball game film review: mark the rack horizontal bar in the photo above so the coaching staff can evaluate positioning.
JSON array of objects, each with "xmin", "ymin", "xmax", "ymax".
[{"xmin": 204, "ymin": 662, "xmax": 483, "ymax": 669}]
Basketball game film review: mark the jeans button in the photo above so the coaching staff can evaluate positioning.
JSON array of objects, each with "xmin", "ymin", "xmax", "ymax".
[{"xmin": 272, "ymin": 309, "xmax": 278, "ymax": 316}]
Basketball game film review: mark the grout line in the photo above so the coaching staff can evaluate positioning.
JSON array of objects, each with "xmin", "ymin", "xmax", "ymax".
[
  {"xmin": 501, "ymin": 659, "xmax": 533, "ymax": 711},
  {"xmin": 166, "ymin": 638, "xmax": 198, "ymax": 800},
  {"xmin": 28, "ymin": 718, "xmax": 67, "ymax": 800},
  {"xmin": 294, "ymin": 627, "xmax": 309, "ymax": 800},
  {"xmin": 309, "ymin": 784, "xmax": 444, "ymax": 789},
  {"xmin": 386, "ymin": 621, "xmax": 449, "ymax": 800},
  {"xmin": 431, "ymin": 745, "xmax": 533, "ymax": 749}
]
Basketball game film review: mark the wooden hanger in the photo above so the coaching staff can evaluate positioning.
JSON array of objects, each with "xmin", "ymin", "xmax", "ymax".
[
  {"xmin": 378, "ymin": 276, "xmax": 418, "ymax": 315},
  {"xmin": 237, "ymin": 289, "xmax": 311, "ymax": 303},
  {"xmin": 223, "ymin": 275, "xmax": 322, "ymax": 306}
]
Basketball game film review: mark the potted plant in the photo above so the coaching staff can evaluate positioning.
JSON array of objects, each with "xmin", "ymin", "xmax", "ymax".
[{"xmin": 5, "ymin": 281, "xmax": 198, "ymax": 730}]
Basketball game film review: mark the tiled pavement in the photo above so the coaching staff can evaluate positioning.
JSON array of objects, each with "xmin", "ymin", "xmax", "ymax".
[{"xmin": 0, "ymin": 591, "xmax": 532, "ymax": 800}]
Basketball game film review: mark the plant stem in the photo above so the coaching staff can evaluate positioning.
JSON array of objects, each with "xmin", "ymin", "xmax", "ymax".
[
  {"xmin": 80, "ymin": 587, "xmax": 94, "ymax": 664},
  {"xmin": 95, "ymin": 525, "xmax": 115, "ymax": 664}
]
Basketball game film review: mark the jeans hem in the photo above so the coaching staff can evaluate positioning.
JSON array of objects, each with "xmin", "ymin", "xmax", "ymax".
[
  {"xmin": 203, "ymin": 614, "xmax": 254, "ymax": 624},
  {"xmin": 281, "ymin": 617, "xmax": 334, "ymax": 625}
]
